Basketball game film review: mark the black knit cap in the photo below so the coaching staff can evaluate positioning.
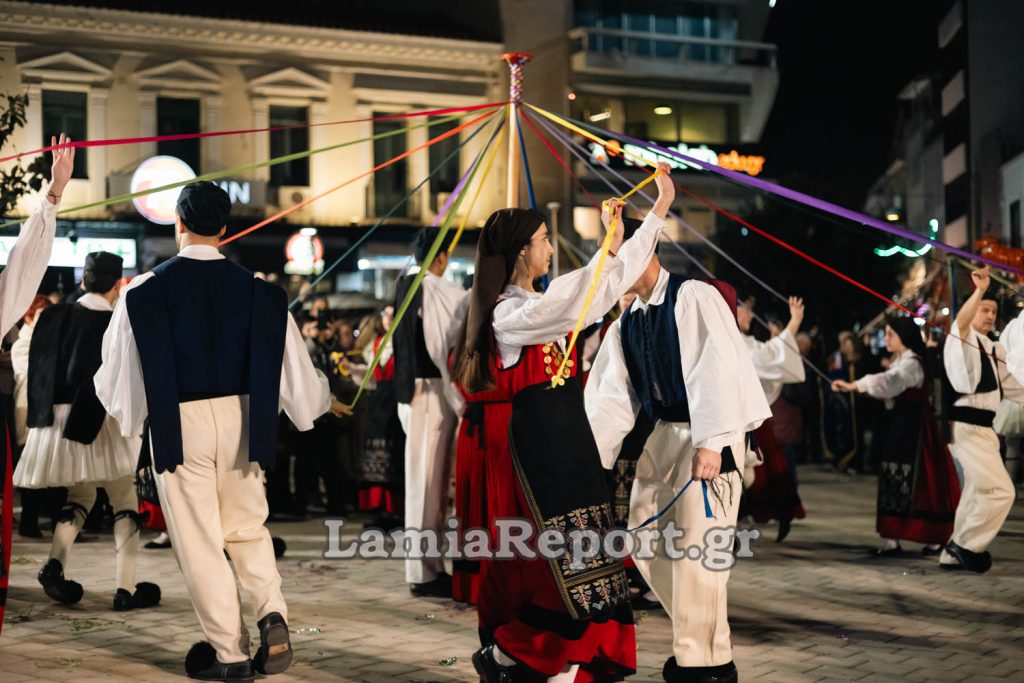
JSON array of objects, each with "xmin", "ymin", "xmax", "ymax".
[{"xmin": 176, "ymin": 181, "xmax": 231, "ymax": 236}]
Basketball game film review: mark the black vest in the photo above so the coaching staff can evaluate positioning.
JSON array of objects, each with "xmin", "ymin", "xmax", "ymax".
[
  {"xmin": 392, "ymin": 274, "xmax": 441, "ymax": 405},
  {"xmin": 26, "ymin": 302, "xmax": 112, "ymax": 444},
  {"xmin": 944, "ymin": 337, "xmax": 1001, "ymax": 428},
  {"xmin": 620, "ymin": 273, "xmax": 690, "ymax": 422},
  {"xmin": 125, "ymin": 257, "xmax": 287, "ymax": 473}
]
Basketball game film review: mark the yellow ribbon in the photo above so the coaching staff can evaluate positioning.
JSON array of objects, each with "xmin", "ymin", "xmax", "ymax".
[{"xmin": 548, "ymin": 169, "xmax": 663, "ymax": 388}]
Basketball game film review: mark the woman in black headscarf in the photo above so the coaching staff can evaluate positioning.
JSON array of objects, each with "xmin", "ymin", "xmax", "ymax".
[
  {"xmin": 456, "ymin": 164, "xmax": 675, "ymax": 683},
  {"xmin": 832, "ymin": 316, "xmax": 959, "ymax": 556}
]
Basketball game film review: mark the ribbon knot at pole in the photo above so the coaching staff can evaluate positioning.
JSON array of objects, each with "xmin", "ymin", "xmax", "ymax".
[{"xmin": 501, "ymin": 52, "xmax": 533, "ymax": 105}]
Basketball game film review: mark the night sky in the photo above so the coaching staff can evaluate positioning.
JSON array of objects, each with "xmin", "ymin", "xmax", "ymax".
[{"xmin": 760, "ymin": 0, "xmax": 947, "ymax": 206}]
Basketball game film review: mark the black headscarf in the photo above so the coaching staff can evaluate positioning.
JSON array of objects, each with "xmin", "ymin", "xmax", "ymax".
[
  {"xmin": 886, "ymin": 315, "xmax": 927, "ymax": 357},
  {"xmin": 454, "ymin": 208, "xmax": 545, "ymax": 393}
]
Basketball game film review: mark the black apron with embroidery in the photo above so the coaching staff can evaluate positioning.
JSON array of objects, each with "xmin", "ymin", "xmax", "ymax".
[{"xmin": 508, "ymin": 375, "xmax": 630, "ymax": 621}]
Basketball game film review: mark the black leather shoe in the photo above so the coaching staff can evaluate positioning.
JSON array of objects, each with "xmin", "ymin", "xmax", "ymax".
[
  {"xmin": 663, "ymin": 656, "xmax": 738, "ymax": 683},
  {"xmin": 253, "ymin": 612, "xmax": 293, "ymax": 675},
  {"xmin": 37, "ymin": 558, "xmax": 84, "ymax": 604},
  {"xmin": 472, "ymin": 644, "xmax": 514, "ymax": 683},
  {"xmin": 870, "ymin": 545, "xmax": 903, "ymax": 558},
  {"xmin": 631, "ymin": 594, "xmax": 663, "ymax": 611},
  {"xmin": 185, "ymin": 642, "xmax": 254, "ymax": 682},
  {"xmin": 410, "ymin": 573, "xmax": 452, "ymax": 598},
  {"xmin": 113, "ymin": 582, "xmax": 162, "ymax": 611},
  {"xmin": 942, "ymin": 541, "xmax": 992, "ymax": 573},
  {"xmin": 921, "ymin": 544, "xmax": 943, "ymax": 557}
]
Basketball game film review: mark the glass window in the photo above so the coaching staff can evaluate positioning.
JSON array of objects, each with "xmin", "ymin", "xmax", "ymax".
[
  {"xmin": 373, "ymin": 115, "xmax": 407, "ymax": 216},
  {"xmin": 42, "ymin": 90, "xmax": 87, "ymax": 179},
  {"xmin": 157, "ymin": 97, "xmax": 200, "ymax": 172},
  {"xmin": 620, "ymin": 97, "xmax": 731, "ymax": 144},
  {"xmin": 269, "ymin": 105, "xmax": 309, "ymax": 187},
  {"xmin": 427, "ymin": 116, "xmax": 459, "ymax": 194},
  {"xmin": 680, "ymin": 103, "xmax": 728, "ymax": 144}
]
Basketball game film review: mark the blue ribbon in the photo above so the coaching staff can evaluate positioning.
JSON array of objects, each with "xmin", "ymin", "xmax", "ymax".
[
  {"xmin": 517, "ymin": 111, "xmax": 537, "ymax": 211},
  {"xmin": 628, "ymin": 477, "xmax": 714, "ymax": 532}
]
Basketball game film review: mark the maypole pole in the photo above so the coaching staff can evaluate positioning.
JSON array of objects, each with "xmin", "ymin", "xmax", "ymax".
[{"xmin": 502, "ymin": 52, "xmax": 532, "ymax": 206}]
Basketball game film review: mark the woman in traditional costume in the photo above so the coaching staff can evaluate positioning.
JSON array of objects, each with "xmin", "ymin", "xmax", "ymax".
[
  {"xmin": 832, "ymin": 316, "xmax": 959, "ymax": 555},
  {"xmin": 456, "ymin": 164, "xmax": 673, "ymax": 683}
]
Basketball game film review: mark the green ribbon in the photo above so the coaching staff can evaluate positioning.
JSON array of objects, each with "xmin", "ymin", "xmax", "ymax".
[
  {"xmin": 348, "ymin": 116, "xmax": 499, "ymax": 409},
  {"xmin": 0, "ymin": 109, "xmax": 488, "ymax": 231}
]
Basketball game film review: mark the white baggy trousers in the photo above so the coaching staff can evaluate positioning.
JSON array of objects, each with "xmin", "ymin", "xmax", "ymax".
[
  {"xmin": 944, "ymin": 422, "xmax": 1016, "ymax": 559},
  {"xmin": 629, "ymin": 422, "xmax": 745, "ymax": 668},
  {"xmin": 397, "ymin": 377, "xmax": 457, "ymax": 584},
  {"xmin": 156, "ymin": 396, "xmax": 286, "ymax": 664}
]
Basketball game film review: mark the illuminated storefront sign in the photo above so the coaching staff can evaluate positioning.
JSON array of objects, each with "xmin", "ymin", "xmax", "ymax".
[
  {"xmin": 0, "ymin": 236, "xmax": 137, "ymax": 268},
  {"xmin": 129, "ymin": 156, "xmax": 255, "ymax": 225},
  {"xmin": 589, "ymin": 140, "xmax": 766, "ymax": 176},
  {"xmin": 130, "ymin": 155, "xmax": 196, "ymax": 225},
  {"xmin": 284, "ymin": 228, "xmax": 325, "ymax": 275}
]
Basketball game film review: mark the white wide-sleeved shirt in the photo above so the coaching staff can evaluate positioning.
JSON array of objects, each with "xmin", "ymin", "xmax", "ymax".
[
  {"xmin": 416, "ymin": 271, "xmax": 469, "ymax": 414},
  {"xmin": 744, "ymin": 329, "xmax": 806, "ymax": 405},
  {"xmin": 1, "ymin": 198, "xmax": 58, "ymax": 337},
  {"xmin": 492, "ymin": 210, "xmax": 666, "ymax": 368},
  {"xmin": 94, "ymin": 244, "xmax": 331, "ymax": 438},
  {"xmin": 585, "ymin": 270, "xmax": 771, "ymax": 466},
  {"xmin": 855, "ymin": 349, "xmax": 924, "ymax": 408},
  {"xmin": 944, "ymin": 328, "xmax": 1024, "ymax": 413},
  {"xmin": 1001, "ymin": 311, "xmax": 1024, "ymax": 384}
]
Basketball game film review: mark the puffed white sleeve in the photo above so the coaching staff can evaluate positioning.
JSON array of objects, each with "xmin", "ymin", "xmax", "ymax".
[{"xmin": 584, "ymin": 318, "xmax": 641, "ymax": 469}]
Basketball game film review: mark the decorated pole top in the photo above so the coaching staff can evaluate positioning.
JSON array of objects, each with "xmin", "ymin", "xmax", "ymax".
[{"xmin": 502, "ymin": 52, "xmax": 533, "ymax": 104}]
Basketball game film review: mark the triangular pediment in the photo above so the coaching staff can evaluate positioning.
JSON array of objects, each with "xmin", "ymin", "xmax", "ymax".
[
  {"xmin": 20, "ymin": 51, "xmax": 111, "ymax": 83},
  {"xmin": 138, "ymin": 59, "xmax": 219, "ymax": 83},
  {"xmin": 249, "ymin": 67, "xmax": 329, "ymax": 99}
]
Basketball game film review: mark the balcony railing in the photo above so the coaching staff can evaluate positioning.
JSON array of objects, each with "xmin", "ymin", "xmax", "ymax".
[{"xmin": 569, "ymin": 27, "xmax": 777, "ymax": 69}]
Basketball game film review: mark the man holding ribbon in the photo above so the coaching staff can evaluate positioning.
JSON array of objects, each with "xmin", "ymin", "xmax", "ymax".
[
  {"xmin": 584, "ymin": 218, "xmax": 770, "ymax": 683},
  {"xmin": 95, "ymin": 181, "xmax": 348, "ymax": 681}
]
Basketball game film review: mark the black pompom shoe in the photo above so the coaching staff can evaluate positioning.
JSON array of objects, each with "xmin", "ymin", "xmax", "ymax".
[
  {"xmin": 113, "ymin": 582, "xmax": 162, "ymax": 611},
  {"xmin": 37, "ymin": 558, "xmax": 84, "ymax": 605},
  {"xmin": 184, "ymin": 641, "xmax": 254, "ymax": 682}
]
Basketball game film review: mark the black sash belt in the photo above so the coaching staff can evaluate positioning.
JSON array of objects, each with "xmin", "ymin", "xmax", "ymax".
[{"xmin": 949, "ymin": 406, "xmax": 995, "ymax": 428}]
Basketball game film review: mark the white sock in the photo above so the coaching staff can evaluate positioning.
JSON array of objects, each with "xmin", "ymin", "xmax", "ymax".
[
  {"xmin": 49, "ymin": 514, "xmax": 85, "ymax": 567},
  {"xmin": 881, "ymin": 538, "xmax": 899, "ymax": 551},
  {"xmin": 492, "ymin": 645, "xmax": 516, "ymax": 667},
  {"xmin": 547, "ymin": 664, "xmax": 580, "ymax": 682},
  {"xmin": 924, "ymin": 543, "xmax": 940, "ymax": 551},
  {"xmin": 643, "ymin": 590, "xmax": 658, "ymax": 602},
  {"xmin": 152, "ymin": 531, "xmax": 169, "ymax": 545},
  {"xmin": 113, "ymin": 514, "xmax": 140, "ymax": 591}
]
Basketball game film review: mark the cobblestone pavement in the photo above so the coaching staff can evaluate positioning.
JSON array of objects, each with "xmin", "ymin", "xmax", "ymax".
[{"xmin": 2, "ymin": 467, "xmax": 1023, "ymax": 682}]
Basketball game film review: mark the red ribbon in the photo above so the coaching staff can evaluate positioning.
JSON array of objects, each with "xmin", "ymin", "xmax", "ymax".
[{"xmin": 0, "ymin": 102, "xmax": 508, "ymax": 164}]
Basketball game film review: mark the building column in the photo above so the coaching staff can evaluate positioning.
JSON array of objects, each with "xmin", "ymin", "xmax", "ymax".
[
  {"xmin": 88, "ymin": 87, "xmax": 109, "ymax": 207},
  {"xmin": 137, "ymin": 90, "xmax": 157, "ymax": 160},
  {"xmin": 203, "ymin": 95, "xmax": 223, "ymax": 173}
]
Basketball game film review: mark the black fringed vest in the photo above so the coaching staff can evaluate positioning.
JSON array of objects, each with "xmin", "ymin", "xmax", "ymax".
[{"xmin": 27, "ymin": 302, "xmax": 112, "ymax": 444}]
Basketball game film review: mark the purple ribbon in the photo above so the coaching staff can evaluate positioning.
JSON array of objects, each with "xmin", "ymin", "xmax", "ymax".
[{"xmin": 555, "ymin": 111, "xmax": 1023, "ymax": 276}]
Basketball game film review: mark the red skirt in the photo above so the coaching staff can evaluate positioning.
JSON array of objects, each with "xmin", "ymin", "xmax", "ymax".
[
  {"xmin": 876, "ymin": 409, "xmax": 959, "ymax": 544},
  {"xmin": 746, "ymin": 420, "xmax": 806, "ymax": 523},
  {"xmin": 476, "ymin": 405, "xmax": 635, "ymax": 680},
  {"xmin": 452, "ymin": 412, "xmax": 489, "ymax": 605},
  {"xmin": 1, "ymin": 426, "xmax": 13, "ymax": 634}
]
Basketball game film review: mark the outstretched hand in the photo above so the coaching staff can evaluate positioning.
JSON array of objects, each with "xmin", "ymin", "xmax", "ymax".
[{"xmin": 49, "ymin": 133, "xmax": 75, "ymax": 200}]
